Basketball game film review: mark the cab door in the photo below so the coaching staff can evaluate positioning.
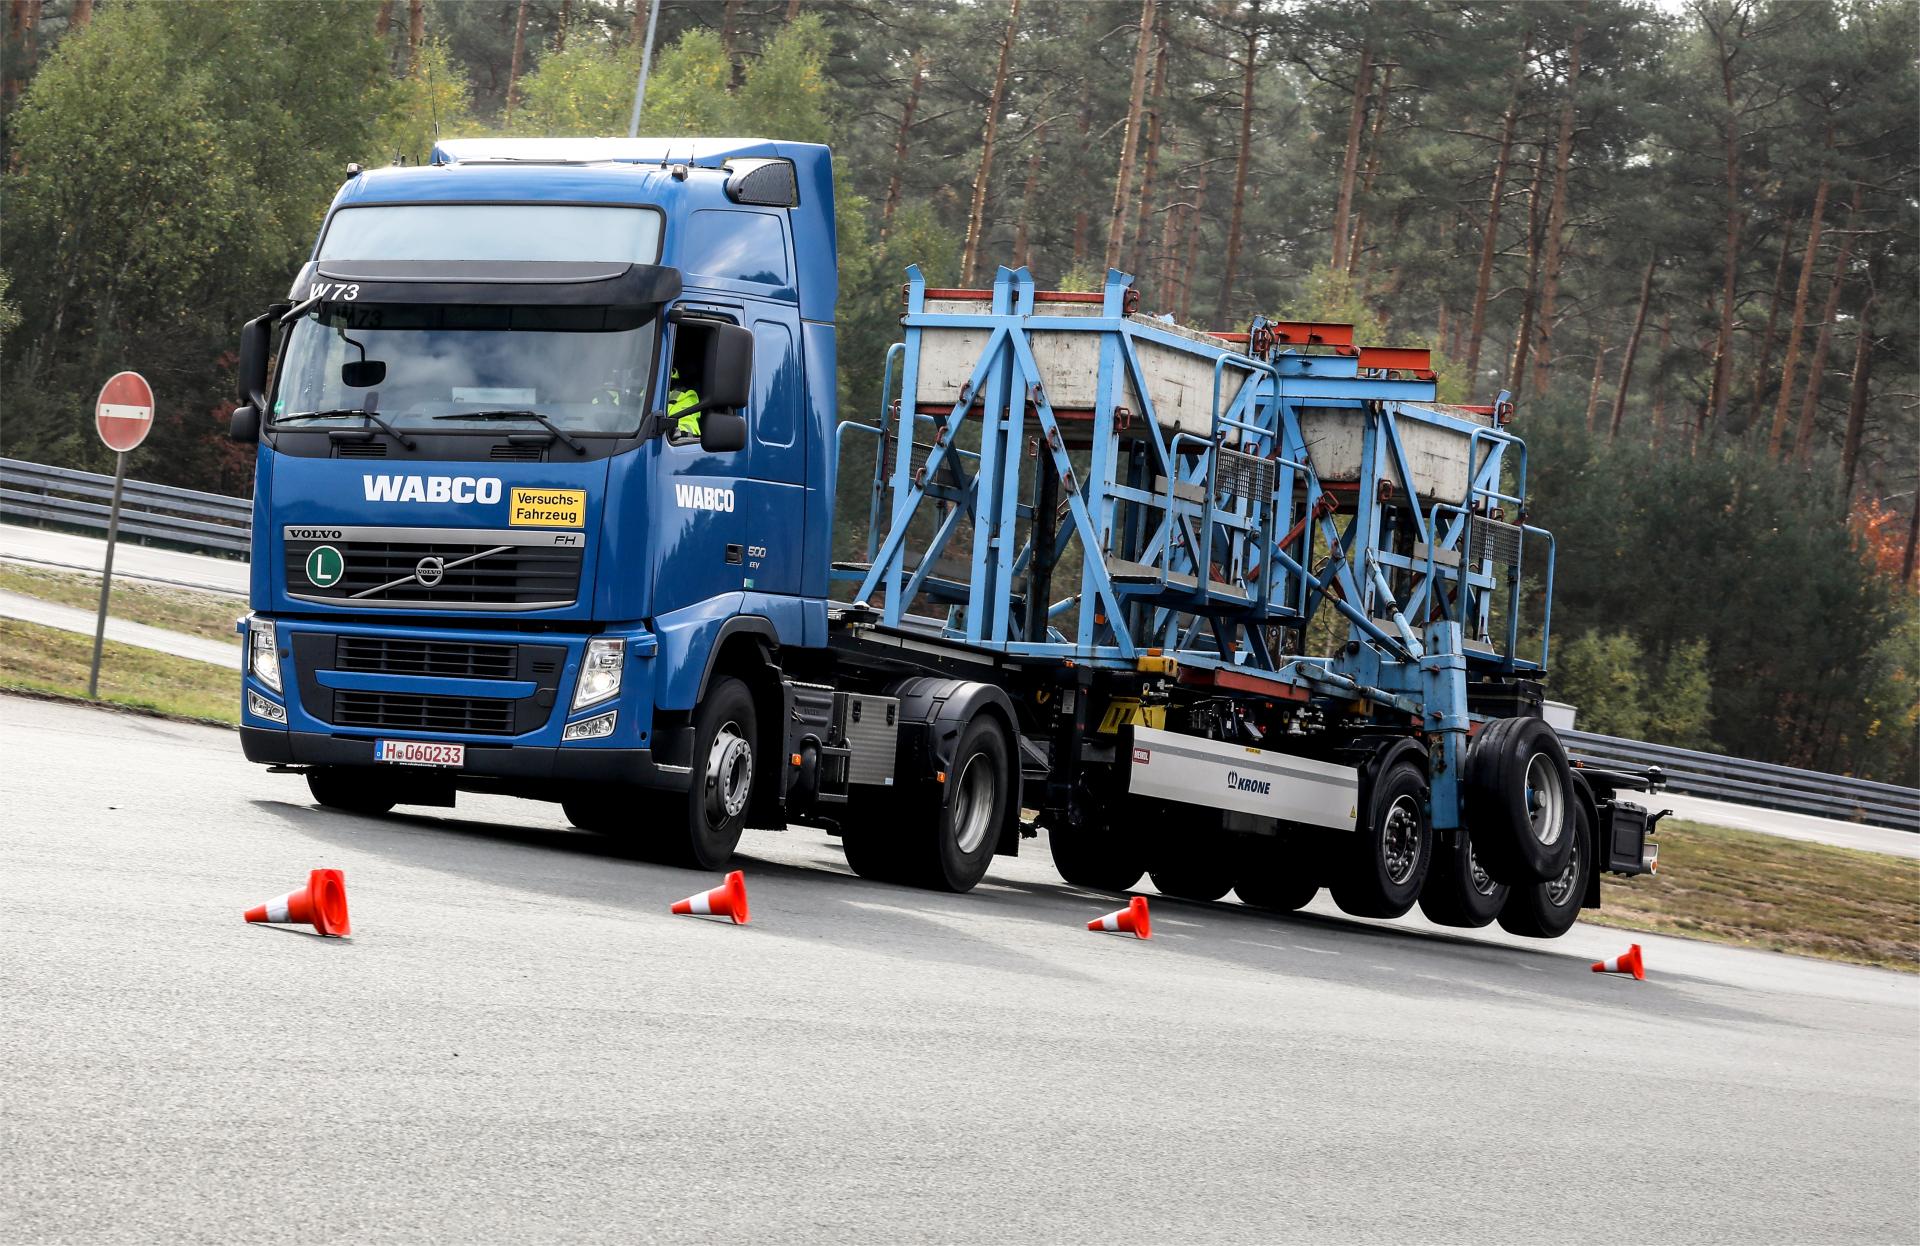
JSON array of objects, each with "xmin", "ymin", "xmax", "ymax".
[
  {"xmin": 649, "ymin": 306, "xmax": 747, "ymax": 617},
  {"xmin": 737, "ymin": 313, "xmax": 806, "ymax": 597}
]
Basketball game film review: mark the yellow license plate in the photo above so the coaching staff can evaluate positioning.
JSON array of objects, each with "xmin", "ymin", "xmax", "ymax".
[{"xmin": 509, "ymin": 488, "xmax": 586, "ymax": 528}]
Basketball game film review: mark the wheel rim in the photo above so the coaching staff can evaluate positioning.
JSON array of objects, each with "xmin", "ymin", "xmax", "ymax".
[
  {"xmin": 1466, "ymin": 841, "xmax": 1498, "ymax": 897},
  {"xmin": 1523, "ymin": 753, "xmax": 1565, "ymax": 848},
  {"xmin": 1382, "ymin": 794, "xmax": 1420, "ymax": 885},
  {"xmin": 1545, "ymin": 838, "xmax": 1580, "ymax": 906},
  {"xmin": 703, "ymin": 720, "xmax": 754, "ymax": 824},
  {"xmin": 950, "ymin": 751, "xmax": 997, "ymax": 855}
]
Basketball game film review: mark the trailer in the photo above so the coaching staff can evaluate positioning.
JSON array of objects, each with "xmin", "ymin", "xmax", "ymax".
[{"xmin": 228, "ymin": 136, "xmax": 1660, "ymax": 942}]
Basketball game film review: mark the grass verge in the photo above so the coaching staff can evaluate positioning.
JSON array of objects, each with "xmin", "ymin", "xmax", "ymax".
[
  {"xmin": 0, "ymin": 617, "xmax": 237, "ymax": 725},
  {"xmin": 0, "ymin": 562, "xmax": 244, "ymax": 643},
  {"xmin": 1589, "ymin": 819, "xmax": 1919, "ymax": 973}
]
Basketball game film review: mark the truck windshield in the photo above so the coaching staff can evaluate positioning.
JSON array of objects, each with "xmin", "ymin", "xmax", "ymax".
[{"xmin": 270, "ymin": 303, "xmax": 657, "ymax": 435}]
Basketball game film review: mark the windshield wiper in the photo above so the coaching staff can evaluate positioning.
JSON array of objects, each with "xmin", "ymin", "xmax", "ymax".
[
  {"xmin": 277, "ymin": 407, "xmax": 416, "ymax": 449},
  {"xmin": 432, "ymin": 409, "xmax": 586, "ymax": 455}
]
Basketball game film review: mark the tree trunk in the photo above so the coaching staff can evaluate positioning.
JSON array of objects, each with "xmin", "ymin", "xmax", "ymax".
[
  {"xmin": 1129, "ymin": 12, "xmax": 1170, "ymax": 278},
  {"xmin": 407, "ymin": 0, "xmax": 424, "ymax": 70},
  {"xmin": 1583, "ymin": 343, "xmax": 1611, "ymax": 434},
  {"xmin": 1904, "ymin": 493, "xmax": 1918, "ymax": 586},
  {"xmin": 1464, "ymin": 27, "xmax": 1532, "ymax": 385},
  {"xmin": 1767, "ymin": 169, "xmax": 1830, "ymax": 459},
  {"xmin": 1212, "ymin": 10, "xmax": 1257, "ymax": 319},
  {"xmin": 1328, "ymin": 30, "xmax": 1375, "ymax": 273},
  {"xmin": 879, "ymin": 51, "xmax": 929, "ymax": 242},
  {"xmin": 1071, "ymin": 7, "xmax": 1095, "ymax": 266},
  {"xmin": 374, "ymin": 0, "xmax": 391, "ymax": 38},
  {"xmin": 1648, "ymin": 311, "xmax": 1672, "ymax": 446},
  {"xmin": 1607, "ymin": 259, "xmax": 1656, "ymax": 442},
  {"xmin": 1532, "ymin": 8, "xmax": 1588, "ymax": 395},
  {"xmin": 1177, "ymin": 160, "xmax": 1210, "ymax": 323},
  {"xmin": 960, "ymin": 0, "xmax": 1023, "ymax": 286},
  {"xmin": 505, "ymin": 0, "xmax": 530, "ymax": 118},
  {"xmin": 787, "ymin": 0, "xmax": 803, "ymax": 20},
  {"xmin": 1014, "ymin": 113, "xmax": 1051, "ymax": 271},
  {"xmin": 69, "ymin": 0, "xmax": 89, "ymax": 31},
  {"xmin": 720, "ymin": 0, "xmax": 741, "ymax": 60},
  {"xmin": 1346, "ymin": 63, "xmax": 1395, "ymax": 280},
  {"xmin": 1746, "ymin": 212, "xmax": 1799, "ymax": 416},
  {"xmin": 1840, "ymin": 287, "xmax": 1874, "ymax": 502},
  {"xmin": 1506, "ymin": 144, "xmax": 1549, "ymax": 395},
  {"xmin": 1104, "ymin": 0, "xmax": 1159, "ymax": 274},
  {"xmin": 1700, "ymin": 23, "xmax": 1746, "ymax": 446},
  {"xmin": 1792, "ymin": 182, "xmax": 1861, "ymax": 465},
  {"xmin": 557, "ymin": 0, "xmax": 571, "ymax": 51}
]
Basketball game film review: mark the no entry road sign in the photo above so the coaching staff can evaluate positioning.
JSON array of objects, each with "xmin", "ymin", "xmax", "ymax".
[{"xmin": 95, "ymin": 371, "xmax": 154, "ymax": 453}]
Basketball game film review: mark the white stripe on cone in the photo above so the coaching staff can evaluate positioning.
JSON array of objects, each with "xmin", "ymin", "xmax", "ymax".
[
  {"xmin": 1098, "ymin": 913, "xmax": 1121, "ymax": 931},
  {"xmin": 687, "ymin": 891, "xmax": 713, "ymax": 916},
  {"xmin": 265, "ymin": 893, "xmax": 292, "ymax": 923}
]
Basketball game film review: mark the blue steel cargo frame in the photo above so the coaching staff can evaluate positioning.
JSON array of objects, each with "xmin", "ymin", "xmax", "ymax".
[{"xmin": 842, "ymin": 267, "xmax": 1556, "ymax": 829}]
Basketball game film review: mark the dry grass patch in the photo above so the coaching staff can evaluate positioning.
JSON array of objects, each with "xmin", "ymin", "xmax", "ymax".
[
  {"xmin": 0, "ymin": 618, "xmax": 236, "ymax": 724},
  {"xmin": 1590, "ymin": 819, "xmax": 1920, "ymax": 972},
  {"xmin": 0, "ymin": 562, "xmax": 244, "ymax": 643}
]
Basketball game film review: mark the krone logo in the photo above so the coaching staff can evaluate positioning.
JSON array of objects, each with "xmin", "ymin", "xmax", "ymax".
[{"xmin": 306, "ymin": 545, "xmax": 344, "ymax": 588}]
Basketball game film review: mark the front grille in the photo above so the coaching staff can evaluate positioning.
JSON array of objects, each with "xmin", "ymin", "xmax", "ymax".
[
  {"xmin": 489, "ymin": 443, "xmax": 545, "ymax": 461},
  {"xmin": 332, "ymin": 690, "xmax": 515, "ymax": 735},
  {"xmin": 284, "ymin": 530, "xmax": 584, "ymax": 609},
  {"xmin": 336, "ymin": 636, "xmax": 517, "ymax": 679},
  {"xmin": 335, "ymin": 442, "xmax": 388, "ymax": 459}
]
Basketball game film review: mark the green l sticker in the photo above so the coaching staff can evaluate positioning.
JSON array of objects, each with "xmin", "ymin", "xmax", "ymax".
[{"xmin": 306, "ymin": 545, "xmax": 344, "ymax": 588}]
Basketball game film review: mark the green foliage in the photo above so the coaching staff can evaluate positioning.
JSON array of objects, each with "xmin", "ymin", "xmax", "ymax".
[
  {"xmin": 1552, "ymin": 630, "xmax": 1649, "ymax": 739},
  {"xmin": 1645, "ymin": 638, "xmax": 1715, "ymax": 752},
  {"xmin": 0, "ymin": 270, "xmax": 21, "ymax": 346},
  {"xmin": 374, "ymin": 39, "xmax": 474, "ymax": 165}
]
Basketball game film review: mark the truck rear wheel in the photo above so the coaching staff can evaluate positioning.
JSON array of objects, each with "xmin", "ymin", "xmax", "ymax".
[
  {"xmin": 1417, "ymin": 831, "xmax": 1509, "ymax": 928},
  {"xmin": 842, "ymin": 711, "xmax": 1011, "ymax": 893},
  {"xmin": 307, "ymin": 766, "xmax": 396, "ymax": 816},
  {"xmin": 1148, "ymin": 816, "xmax": 1236, "ymax": 902},
  {"xmin": 1466, "ymin": 716, "xmax": 1577, "ymax": 885},
  {"xmin": 643, "ymin": 676, "xmax": 756, "ymax": 871},
  {"xmin": 1047, "ymin": 817, "xmax": 1147, "ymax": 892},
  {"xmin": 1497, "ymin": 795, "xmax": 1592, "ymax": 939},
  {"xmin": 1329, "ymin": 758, "xmax": 1432, "ymax": 919},
  {"xmin": 1233, "ymin": 834, "xmax": 1321, "ymax": 912}
]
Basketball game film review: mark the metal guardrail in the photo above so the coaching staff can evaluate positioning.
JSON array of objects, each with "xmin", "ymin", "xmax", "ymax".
[
  {"xmin": 2, "ymin": 458, "xmax": 1913, "ymax": 829},
  {"xmin": 1563, "ymin": 728, "xmax": 1919, "ymax": 831},
  {"xmin": 0, "ymin": 457, "xmax": 252, "ymax": 555}
]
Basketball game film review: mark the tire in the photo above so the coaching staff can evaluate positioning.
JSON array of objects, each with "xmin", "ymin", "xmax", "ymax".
[
  {"xmin": 1233, "ymin": 833, "xmax": 1321, "ymax": 912},
  {"xmin": 561, "ymin": 789, "xmax": 624, "ymax": 834},
  {"xmin": 1498, "ymin": 794, "xmax": 1593, "ymax": 939},
  {"xmin": 1417, "ymin": 830, "xmax": 1510, "ymax": 928},
  {"xmin": 1329, "ymin": 757, "xmax": 1433, "ymax": 919},
  {"xmin": 1048, "ymin": 815, "xmax": 1147, "ymax": 893},
  {"xmin": 1466, "ymin": 716, "xmax": 1577, "ymax": 886},
  {"xmin": 843, "ymin": 712, "xmax": 1011, "ymax": 894},
  {"xmin": 307, "ymin": 766, "xmax": 396, "ymax": 816},
  {"xmin": 1148, "ymin": 811, "xmax": 1236, "ymax": 902},
  {"xmin": 642, "ymin": 676, "xmax": 757, "ymax": 871}
]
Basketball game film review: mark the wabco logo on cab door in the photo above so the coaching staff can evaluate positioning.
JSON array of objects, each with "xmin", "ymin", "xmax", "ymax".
[
  {"xmin": 362, "ymin": 475, "xmax": 503, "ymax": 504},
  {"xmin": 1226, "ymin": 771, "xmax": 1272, "ymax": 796},
  {"xmin": 675, "ymin": 484, "xmax": 735, "ymax": 512}
]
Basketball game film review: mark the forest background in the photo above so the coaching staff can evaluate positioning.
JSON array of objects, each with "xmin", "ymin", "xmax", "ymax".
[{"xmin": 0, "ymin": 0, "xmax": 1914, "ymax": 781}]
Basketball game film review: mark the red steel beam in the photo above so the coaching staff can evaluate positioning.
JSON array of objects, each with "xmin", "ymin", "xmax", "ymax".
[{"xmin": 1356, "ymin": 346, "xmax": 1435, "ymax": 379}]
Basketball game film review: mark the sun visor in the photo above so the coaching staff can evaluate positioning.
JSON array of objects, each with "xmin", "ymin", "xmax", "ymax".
[{"xmin": 288, "ymin": 260, "xmax": 682, "ymax": 308}]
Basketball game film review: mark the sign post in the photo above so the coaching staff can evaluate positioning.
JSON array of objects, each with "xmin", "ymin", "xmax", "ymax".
[{"xmin": 87, "ymin": 371, "xmax": 155, "ymax": 699}]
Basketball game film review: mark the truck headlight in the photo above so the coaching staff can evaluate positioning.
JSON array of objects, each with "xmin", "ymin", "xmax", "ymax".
[
  {"xmin": 572, "ymin": 637, "xmax": 624, "ymax": 710},
  {"xmin": 247, "ymin": 688, "xmax": 287, "ymax": 724},
  {"xmin": 249, "ymin": 622, "xmax": 282, "ymax": 692}
]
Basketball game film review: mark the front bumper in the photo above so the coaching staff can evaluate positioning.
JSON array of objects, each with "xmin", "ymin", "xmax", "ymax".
[{"xmin": 240, "ymin": 725, "xmax": 691, "ymax": 790}]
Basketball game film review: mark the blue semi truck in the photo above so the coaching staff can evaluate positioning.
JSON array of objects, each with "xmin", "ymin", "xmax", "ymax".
[{"xmin": 230, "ymin": 136, "xmax": 1660, "ymax": 937}]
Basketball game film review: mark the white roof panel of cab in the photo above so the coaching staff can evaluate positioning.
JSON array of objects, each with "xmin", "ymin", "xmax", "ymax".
[{"xmin": 431, "ymin": 136, "xmax": 782, "ymax": 167}]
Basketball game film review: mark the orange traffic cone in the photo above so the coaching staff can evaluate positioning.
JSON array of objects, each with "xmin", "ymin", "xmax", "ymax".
[
  {"xmin": 1087, "ymin": 895, "xmax": 1152, "ymax": 940},
  {"xmin": 244, "ymin": 868, "xmax": 351, "ymax": 937},
  {"xmin": 1592, "ymin": 943, "xmax": 1645, "ymax": 980},
  {"xmin": 671, "ymin": 870, "xmax": 750, "ymax": 925}
]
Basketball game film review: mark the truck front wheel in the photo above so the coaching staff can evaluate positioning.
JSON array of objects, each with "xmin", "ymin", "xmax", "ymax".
[
  {"xmin": 307, "ymin": 766, "xmax": 396, "ymax": 816},
  {"xmin": 644, "ymin": 676, "xmax": 757, "ymax": 871}
]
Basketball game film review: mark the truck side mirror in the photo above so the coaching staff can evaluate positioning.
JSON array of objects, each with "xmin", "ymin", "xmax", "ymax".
[
  {"xmin": 230, "ymin": 404, "xmax": 260, "ymax": 444},
  {"xmin": 238, "ymin": 312, "xmax": 272, "ymax": 409},
  {"xmin": 701, "ymin": 323, "xmax": 754, "ymax": 411},
  {"xmin": 700, "ymin": 412, "xmax": 747, "ymax": 453}
]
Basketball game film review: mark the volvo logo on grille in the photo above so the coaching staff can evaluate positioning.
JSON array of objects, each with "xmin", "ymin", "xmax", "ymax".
[{"xmin": 414, "ymin": 556, "xmax": 446, "ymax": 587}]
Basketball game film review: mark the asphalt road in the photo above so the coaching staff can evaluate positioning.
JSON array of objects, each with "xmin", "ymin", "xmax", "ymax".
[
  {"xmin": 0, "ymin": 522, "xmax": 248, "ymax": 595},
  {"xmin": 3, "ymin": 693, "xmax": 1916, "ymax": 1244}
]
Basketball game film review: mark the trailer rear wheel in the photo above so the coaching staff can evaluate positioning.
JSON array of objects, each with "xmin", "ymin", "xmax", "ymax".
[
  {"xmin": 1497, "ymin": 795, "xmax": 1592, "ymax": 939},
  {"xmin": 307, "ymin": 767, "xmax": 396, "ymax": 816},
  {"xmin": 1148, "ymin": 818, "xmax": 1236, "ymax": 902},
  {"xmin": 642, "ymin": 676, "xmax": 756, "ymax": 871},
  {"xmin": 1233, "ymin": 835, "xmax": 1320, "ymax": 913},
  {"xmin": 1417, "ymin": 831, "xmax": 1509, "ymax": 928},
  {"xmin": 1047, "ymin": 817, "xmax": 1147, "ymax": 892},
  {"xmin": 1329, "ymin": 758, "xmax": 1432, "ymax": 919},
  {"xmin": 1466, "ymin": 717, "xmax": 1577, "ymax": 885}
]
